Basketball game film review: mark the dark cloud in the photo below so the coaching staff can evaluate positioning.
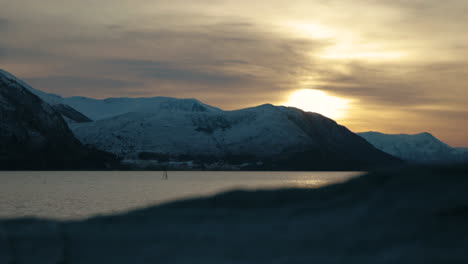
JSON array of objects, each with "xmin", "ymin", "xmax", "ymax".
[
  {"xmin": 24, "ymin": 76, "xmax": 143, "ymax": 97},
  {"xmin": 103, "ymin": 59, "xmax": 250, "ymax": 85},
  {"xmin": 41, "ymin": 22, "xmax": 328, "ymax": 102},
  {"xmin": 3, "ymin": 17, "xmax": 327, "ymax": 103},
  {"xmin": 0, "ymin": 44, "xmax": 53, "ymax": 61}
]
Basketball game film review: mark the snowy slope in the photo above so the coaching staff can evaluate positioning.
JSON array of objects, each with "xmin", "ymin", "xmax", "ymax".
[
  {"xmin": 70, "ymin": 104, "xmax": 399, "ymax": 170},
  {"xmin": 358, "ymin": 131, "xmax": 465, "ymax": 163},
  {"xmin": 71, "ymin": 105, "xmax": 310, "ymax": 157}
]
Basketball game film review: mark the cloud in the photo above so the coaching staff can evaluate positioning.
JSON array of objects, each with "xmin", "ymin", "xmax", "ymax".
[
  {"xmin": 5, "ymin": 19, "xmax": 328, "ymax": 105},
  {"xmin": 24, "ymin": 76, "xmax": 143, "ymax": 97},
  {"xmin": 0, "ymin": 45, "xmax": 53, "ymax": 61},
  {"xmin": 103, "ymin": 59, "xmax": 250, "ymax": 85}
]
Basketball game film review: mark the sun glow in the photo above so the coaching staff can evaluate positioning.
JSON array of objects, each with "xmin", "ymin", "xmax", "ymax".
[
  {"xmin": 283, "ymin": 89, "xmax": 351, "ymax": 120},
  {"xmin": 285, "ymin": 22, "xmax": 406, "ymax": 61},
  {"xmin": 287, "ymin": 23, "xmax": 334, "ymax": 39}
]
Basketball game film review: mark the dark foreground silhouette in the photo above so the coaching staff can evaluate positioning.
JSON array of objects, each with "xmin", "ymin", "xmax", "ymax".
[{"xmin": 1, "ymin": 164, "xmax": 467, "ymax": 263}]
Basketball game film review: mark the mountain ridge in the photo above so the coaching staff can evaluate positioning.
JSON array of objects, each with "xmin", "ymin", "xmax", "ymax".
[
  {"xmin": 67, "ymin": 99, "xmax": 400, "ymax": 170},
  {"xmin": 0, "ymin": 69, "xmax": 120, "ymax": 170},
  {"xmin": 358, "ymin": 131, "xmax": 467, "ymax": 163}
]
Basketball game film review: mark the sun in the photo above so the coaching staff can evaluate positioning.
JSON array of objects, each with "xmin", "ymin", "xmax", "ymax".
[{"xmin": 282, "ymin": 89, "xmax": 351, "ymax": 120}]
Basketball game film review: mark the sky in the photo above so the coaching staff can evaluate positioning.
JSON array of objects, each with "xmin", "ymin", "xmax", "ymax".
[{"xmin": 1, "ymin": 0, "xmax": 467, "ymax": 146}]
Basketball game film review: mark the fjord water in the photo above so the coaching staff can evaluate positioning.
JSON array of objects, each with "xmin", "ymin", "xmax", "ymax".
[{"xmin": 0, "ymin": 171, "xmax": 362, "ymax": 220}]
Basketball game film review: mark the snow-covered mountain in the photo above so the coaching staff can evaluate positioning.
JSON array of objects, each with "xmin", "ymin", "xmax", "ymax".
[
  {"xmin": 0, "ymin": 70, "xmax": 119, "ymax": 169},
  {"xmin": 358, "ymin": 131, "xmax": 466, "ymax": 163},
  {"xmin": 66, "ymin": 100, "xmax": 399, "ymax": 170}
]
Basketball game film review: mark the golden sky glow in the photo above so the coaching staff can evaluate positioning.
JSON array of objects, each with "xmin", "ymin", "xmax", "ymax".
[
  {"xmin": 283, "ymin": 89, "xmax": 351, "ymax": 120},
  {"xmin": 0, "ymin": 0, "xmax": 467, "ymax": 146}
]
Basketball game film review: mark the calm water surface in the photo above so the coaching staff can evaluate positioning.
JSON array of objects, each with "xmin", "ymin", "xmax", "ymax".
[{"xmin": 0, "ymin": 171, "xmax": 363, "ymax": 220}]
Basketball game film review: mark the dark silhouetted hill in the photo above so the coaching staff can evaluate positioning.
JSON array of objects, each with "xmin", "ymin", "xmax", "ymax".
[{"xmin": 0, "ymin": 70, "xmax": 121, "ymax": 170}]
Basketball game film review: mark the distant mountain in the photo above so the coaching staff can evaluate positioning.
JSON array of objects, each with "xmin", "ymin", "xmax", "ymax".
[
  {"xmin": 358, "ymin": 131, "xmax": 466, "ymax": 163},
  {"xmin": 0, "ymin": 69, "xmax": 120, "ymax": 170},
  {"xmin": 64, "ymin": 99, "xmax": 400, "ymax": 170},
  {"xmin": 16, "ymin": 80, "xmax": 220, "ymax": 122},
  {"xmin": 63, "ymin": 96, "xmax": 222, "ymax": 120}
]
